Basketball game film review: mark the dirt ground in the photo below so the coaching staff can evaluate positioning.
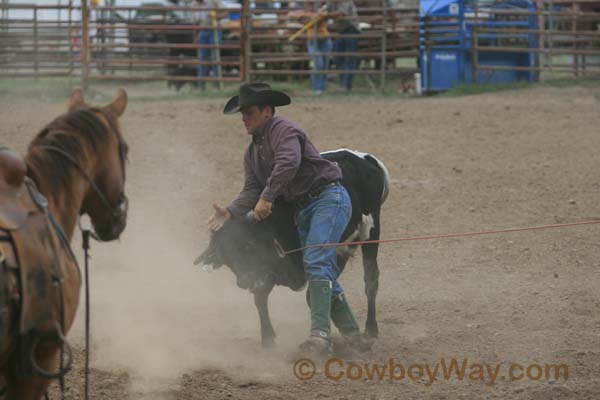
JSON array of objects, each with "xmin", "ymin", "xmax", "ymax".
[{"xmin": 1, "ymin": 82, "xmax": 600, "ymax": 399}]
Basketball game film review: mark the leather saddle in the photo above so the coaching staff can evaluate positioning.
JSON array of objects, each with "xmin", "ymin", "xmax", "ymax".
[{"xmin": 0, "ymin": 148, "xmax": 74, "ymax": 344}]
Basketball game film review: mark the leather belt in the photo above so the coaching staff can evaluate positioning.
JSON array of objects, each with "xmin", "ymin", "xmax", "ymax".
[{"xmin": 294, "ymin": 181, "xmax": 339, "ymax": 210}]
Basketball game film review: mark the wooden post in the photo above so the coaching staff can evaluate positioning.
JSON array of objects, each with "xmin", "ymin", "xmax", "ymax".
[
  {"xmin": 242, "ymin": 0, "xmax": 251, "ymax": 82},
  {"xmin": 536, "ymin": 0, "xmax": 545, "ymax": 73},
  {"xmin": 33, "ymin": 6, "xmax": 39, "ymax": 80},
  {"xmin": 109, "ymin": 0, "xmax": 115, "ymax": 75},
  {"xmin": 127, "ymin": 9, "xmax": 132, "ymax": 74},
  {"xmin": 548, "ymin": 0, "xmax": 554, "ymax": 70},
  {"xmin": 471, "ymin": 0, "xmax": 478, "ymax": 83},
  {"xmin": 211, "ymin": 10, "xmax": 223, "ymax": 90},
  {"xmin": 572, "ymin": 3, "xmax": 579, "ymax": 77},
  {"xmin": 81, "ymin": 0, "xmax": 90, "ymax": 89},
  {"xmin": 68, "ymin": 0, "xmax": 74, "ymax": 85},
  {"xmin": 97, "ymin": 5, "xmax": 105, "ymax": 76},
  {"xmin": 380, "ymin": 0, "xmax": 387, "ymax": 92}
]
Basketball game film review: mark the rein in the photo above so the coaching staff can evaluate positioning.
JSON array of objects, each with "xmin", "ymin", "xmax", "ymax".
[
  {"xmin": 28, "ymin": 144, "xmax": 116, "ymax": 400},
  {"xmin": 80, "ymin": 220, "xmax": 92, "ymax": 400},
  {"xmin": 20, "ymin": 178, "xmax": 75, "ymax": 400}
]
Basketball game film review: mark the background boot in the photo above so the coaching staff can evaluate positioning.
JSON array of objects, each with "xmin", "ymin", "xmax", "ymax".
[
  {"xmin": 331, "ymin": 293, "xmax": 373, "ymax": 353},
  {"xmin": 299, "ymin": 280, "xmax": 332, "ymax": 356}
]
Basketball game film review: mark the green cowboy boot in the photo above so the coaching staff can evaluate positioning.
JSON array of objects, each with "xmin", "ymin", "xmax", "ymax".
[
  {"xmin": 299, "ymin": 280, "xmax": 333, "ymax": 356},
  {"xmin": 331, "ymin": 293, "xmax": 373, "ymax": 353}
]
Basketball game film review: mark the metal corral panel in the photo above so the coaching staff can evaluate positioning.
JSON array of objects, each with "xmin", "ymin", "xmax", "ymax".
[{"xmin": 419, "ymin": 0, "xmax": 539, "ymax": 92}]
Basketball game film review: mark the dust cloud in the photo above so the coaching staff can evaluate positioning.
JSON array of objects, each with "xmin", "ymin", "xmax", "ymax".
[{"xmin": 68, "ymin": 120, "xmax": 308, "ymax": 394}]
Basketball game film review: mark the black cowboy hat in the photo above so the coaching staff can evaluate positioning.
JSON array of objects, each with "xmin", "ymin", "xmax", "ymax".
[{"xmin": 223, "ymin": 82, "xmax": 291, "ymax": 114}]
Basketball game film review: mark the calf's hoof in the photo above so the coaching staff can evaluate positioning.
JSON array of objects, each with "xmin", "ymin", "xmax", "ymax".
[
  {"xmin": 365, "ymin": 322, "xmax": 379, "ymax": 339},
  {"xmin": 261, "ymin": 337, "xmax": 276, "ymax": 349},
  {"xmin": 347, "ymin": 334, "xmax": 375, "ymax": 353}
]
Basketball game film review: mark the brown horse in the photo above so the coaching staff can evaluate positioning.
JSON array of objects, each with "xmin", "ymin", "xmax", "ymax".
[{"xmin": 0, "ymin": 88, "xmax": 129, "ymax": 399}]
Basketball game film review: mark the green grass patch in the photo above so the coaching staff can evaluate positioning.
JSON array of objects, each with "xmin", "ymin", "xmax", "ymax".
[
  {"xmin": 0, "ymin": 78, "xmax": 80, "ymax": 103},
  {"xmin": 443, "ymin": 81, "xmax": 533, "ymax": 97},
  {"xmin": 542, "ymin": 76, "xmax": 600, "ymax": 89},
  {"xmin": 2, "ymin": 73, "xmax": 596, "ymax": 103},
  {"xmin": 0, "ymin": 75, "xmax": 415, "ymax": 104}
]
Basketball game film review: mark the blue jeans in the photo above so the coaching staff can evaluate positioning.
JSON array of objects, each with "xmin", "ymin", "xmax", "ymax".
[
  {"xmin": 334, "ymin": 36, "xmax": 358, "ymax": 90},
  {"xmin": 307, "ymin": 38, "xmax": 332, "ymax": 93},
  {"xmin": 197, "ymin": 30, "xmax": 222, "ymax": 89},
  {"xmin": 296, "ymin": 184, "xmax": 351, "ymax": 298}
]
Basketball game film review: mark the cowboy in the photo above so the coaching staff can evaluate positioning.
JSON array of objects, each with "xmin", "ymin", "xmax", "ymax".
[
  {"xmin": 207, "ymin": 82, "xmax": 363, "ymax": 355},
  {"xmin": 193, "ymin": 0, "xmax": 226, "ymax": 90},
  {"xmin": 327, "ymin": 0, "xmax": 360, "ymax": 91},
  {"xmin": 288, "ymin": 2, "xmax": 332, "ymax": 95}
]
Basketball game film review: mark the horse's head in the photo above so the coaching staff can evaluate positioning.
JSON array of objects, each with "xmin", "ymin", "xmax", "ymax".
[
  {"xmin": 67, "ymin": 89, "xmax": 130, "ymax": 241},
  {"xmin": 27, "ymin": 88, "xmax": 130, "ymax": 242}
]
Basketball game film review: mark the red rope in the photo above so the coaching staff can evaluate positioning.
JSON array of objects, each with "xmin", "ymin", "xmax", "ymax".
[{"xmin": 276, "ymin": 219, "xmax": 600, "ymax": 256}]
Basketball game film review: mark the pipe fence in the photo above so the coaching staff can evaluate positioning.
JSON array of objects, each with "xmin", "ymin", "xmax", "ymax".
[{"xmin": 1, "ymin": 0, "xmax": 598, "ymax": 90}]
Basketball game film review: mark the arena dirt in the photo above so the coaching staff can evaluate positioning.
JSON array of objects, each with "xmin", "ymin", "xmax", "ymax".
[{"xmin": 1, "ymin": 83, "xmax": 599, "ymax": 399}]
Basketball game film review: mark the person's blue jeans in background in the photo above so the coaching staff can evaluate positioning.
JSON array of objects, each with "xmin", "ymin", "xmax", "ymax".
[
  {"xmin": 296, "ymin": 183, "xmax": 351, "ymax": 298},
  {"xmin": 197, "ymin": 30, "xmax": 222, "ymax": 90},
  {"xmin": 334, "ymin": 36, "xmax": 358, "ymax": 90},
  {"xmin": 307, "ymin": 38, "xmax": 332, "ymax": 94}
]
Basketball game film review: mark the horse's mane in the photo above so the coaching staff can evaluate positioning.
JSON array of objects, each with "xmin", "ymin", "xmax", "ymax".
[{"xmin": 25, "ymin": 107, "xmax": 125, "ymax": 198}]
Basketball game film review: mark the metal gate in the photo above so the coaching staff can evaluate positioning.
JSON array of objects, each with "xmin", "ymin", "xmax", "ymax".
[{"xmin": 0, "ymin": 1, "xmax": 244, "ymax": 88}]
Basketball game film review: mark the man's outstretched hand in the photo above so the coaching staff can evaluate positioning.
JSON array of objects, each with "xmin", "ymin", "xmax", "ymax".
[{"xmin": 207, "ymin": 202, "xmax": 231, "ymax": 232}]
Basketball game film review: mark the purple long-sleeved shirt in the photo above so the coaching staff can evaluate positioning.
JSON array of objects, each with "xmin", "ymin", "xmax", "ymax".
[{"xmin": 227, "ymin": 116, "xmax": 342, "ymax": 216}]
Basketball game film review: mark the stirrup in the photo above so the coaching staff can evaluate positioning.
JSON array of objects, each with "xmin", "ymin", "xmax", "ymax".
[{"xmin": 30, "ymin": 321, "xmax": 74, "ymax": 379}]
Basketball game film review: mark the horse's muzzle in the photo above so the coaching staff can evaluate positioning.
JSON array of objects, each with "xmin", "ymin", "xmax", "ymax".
[{"xmin": 94, "ymin": 195, "xmax": 128, "ymax": 241}]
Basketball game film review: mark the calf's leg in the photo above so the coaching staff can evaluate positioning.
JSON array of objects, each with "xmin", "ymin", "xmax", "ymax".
[
  {"xmin": 253, "ymin": 284, "xmax": 276, "ymax": 348},
  {"xmin": 361, "ymin": 212, "xmax": 381, "ymax": 338}
]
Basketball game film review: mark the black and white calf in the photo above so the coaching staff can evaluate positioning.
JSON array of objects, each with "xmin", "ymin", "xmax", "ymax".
[{"xmin": 197, "ymin": 149, "xmax": 390, "ymax": 347}]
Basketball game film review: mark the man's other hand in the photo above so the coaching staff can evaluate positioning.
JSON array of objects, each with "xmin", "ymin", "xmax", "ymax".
[
  {"xmin": 254, "ymin": 198, "xmax": 273, "ymax": 221},
  {"xmin": 208, "ymin": 202, "xmax": 231, "ymax": 232}
]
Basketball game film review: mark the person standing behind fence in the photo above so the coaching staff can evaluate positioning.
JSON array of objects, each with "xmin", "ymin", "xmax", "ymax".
[
  {"xmin": 193, "ymin": 0, "xmax": 225, "ymax": 90},
  {"xmin": 327, "ymin": 0, "xmax": 360, "ymax": 91},
  {"xmin": 288, "ymin": 3, "xmax": 331, "ymax": 96}
]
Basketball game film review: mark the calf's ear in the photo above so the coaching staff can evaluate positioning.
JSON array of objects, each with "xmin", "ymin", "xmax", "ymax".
[{"xmin": 194, "ymin": 244, "xmax": 224, "ymax": 269}]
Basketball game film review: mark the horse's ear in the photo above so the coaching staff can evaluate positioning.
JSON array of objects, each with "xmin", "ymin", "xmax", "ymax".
[
  {"xmin": 104, "ymin": 88, "xmax": 128, "ymax": 118},
  {"xmin": 68, "ymin": 88, "xmax": 85, "ymax": 112}
]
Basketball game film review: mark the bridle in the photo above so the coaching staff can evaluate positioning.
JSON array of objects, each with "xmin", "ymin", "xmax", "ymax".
[
  {"xmin": 33, "ymin": 108, "xmax": 128, "ymax": 225},
  {"xmin": 37, "ymin": 144, "xmax": 127, "ymax": 221}
]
